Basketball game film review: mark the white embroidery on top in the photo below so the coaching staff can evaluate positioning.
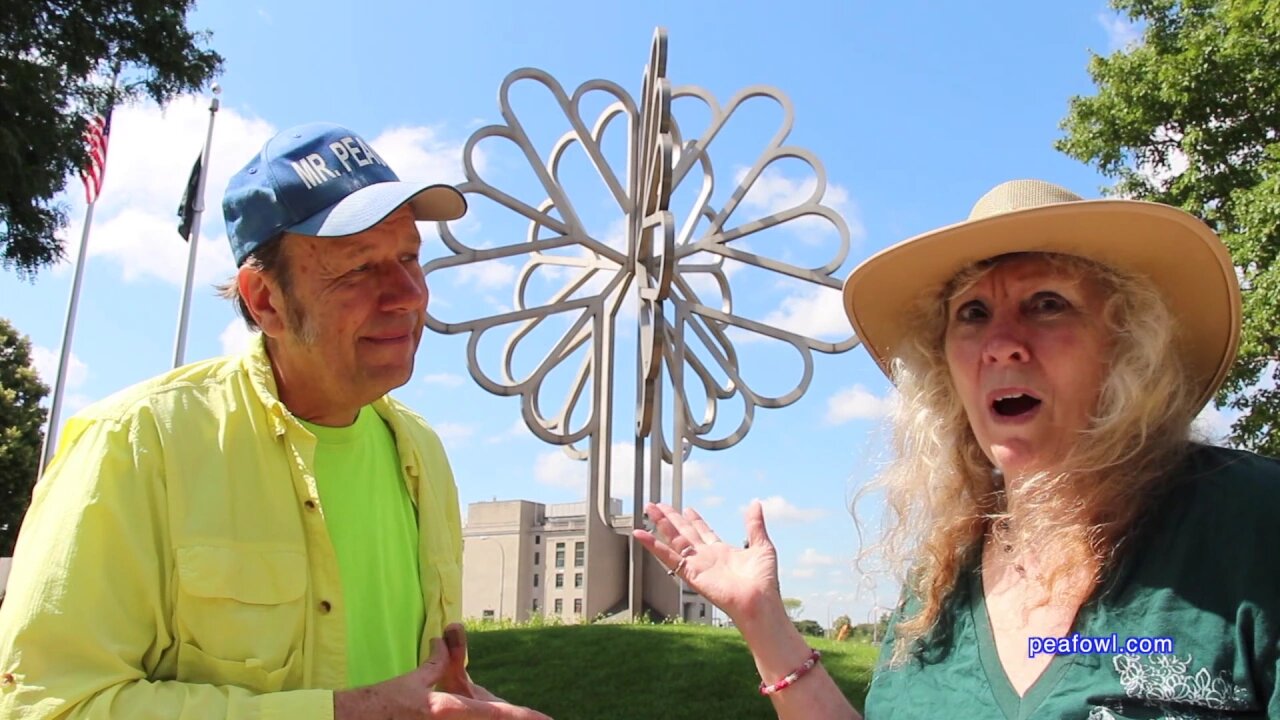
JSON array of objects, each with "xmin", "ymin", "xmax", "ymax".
[{"xmin": 1088, "ymin": 653, "xmax": 1252, "ymax": 719}]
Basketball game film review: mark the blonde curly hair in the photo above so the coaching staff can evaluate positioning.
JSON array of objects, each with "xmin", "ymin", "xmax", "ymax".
[{"xmin": 855, "ymin": 252, "xmax": 1202, "ymax": 664}]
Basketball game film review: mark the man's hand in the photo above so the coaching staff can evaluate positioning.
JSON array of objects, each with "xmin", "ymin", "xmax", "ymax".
[
  {"xmin": 333, "ymin": 635, "xmax": 551, "ymax": 719},
  {"xmin": 438, "ymin": 623, "xmax": 504, "ymax": 702}
]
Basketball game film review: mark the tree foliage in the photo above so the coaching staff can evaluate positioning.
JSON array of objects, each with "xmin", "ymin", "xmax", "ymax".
[
  {"xmin": 1057, "ymin": 0, "xmax": 1280, "ymax": 454},
  {"xmin": 782, "ymin": 597, "xmax": 804, "ymax": 619},
  {"xmin": 792, "ymin": 619, "xmax": 825, "ymax": 638},
  {"xmin": 0, "ymin": 0, "xmax": 222, "ymax": 277},
  {"xmin": 0, "ymin": 318, "xmax": 49, "ymax": 556}
]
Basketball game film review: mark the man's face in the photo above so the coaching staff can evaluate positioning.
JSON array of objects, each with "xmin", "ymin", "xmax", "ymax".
[{"xmin": 266, "ymin": 205, "xmax": 427, "ymax": 421}]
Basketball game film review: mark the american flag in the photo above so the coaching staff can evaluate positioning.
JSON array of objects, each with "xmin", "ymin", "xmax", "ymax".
[{"xmin": 79, "ymin": 109, "xmax": 113, "ymax": 204}]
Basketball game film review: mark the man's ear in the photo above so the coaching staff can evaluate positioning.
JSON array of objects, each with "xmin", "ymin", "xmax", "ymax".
[{"xmin": 238, "ymin": 264, "xmax": 287, "ymax": 338}]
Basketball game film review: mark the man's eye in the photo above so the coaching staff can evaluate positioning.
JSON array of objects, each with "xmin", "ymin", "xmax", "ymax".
[
  {"xmin": 349, "ymin": 264, "xmax": 370, "ymax": 274},
  {"xmin": 955, "ymin": 301, "xmax": 988, "ymax": 322},
  {"xmin": 401, "ymin": 253, "xmax": 420, "ymax": 264}
]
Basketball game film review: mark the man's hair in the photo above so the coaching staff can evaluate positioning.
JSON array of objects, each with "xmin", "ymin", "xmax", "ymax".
[
  {"xmin": 215, "ymin": 237, "xmax": 291, "ymax": 331},
  {"xmin": 852, "ymin": 252, "xmax": 1201, "ymax": 664}
]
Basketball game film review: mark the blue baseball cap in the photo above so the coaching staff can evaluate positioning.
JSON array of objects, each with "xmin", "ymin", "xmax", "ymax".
[{"xmin": 222, "ymin": 122, "xmax": 467, "ymax": 266}]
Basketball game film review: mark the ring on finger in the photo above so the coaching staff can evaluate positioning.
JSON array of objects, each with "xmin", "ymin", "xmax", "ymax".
[{"xmin": 667, "ymin": 557, "xmax": 688, "ymax": 576}]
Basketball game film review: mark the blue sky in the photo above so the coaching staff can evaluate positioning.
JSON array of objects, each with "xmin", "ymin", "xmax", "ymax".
[{"xmin": 2, "ymin": 1, "xmax": 1220, "ymax": 626}]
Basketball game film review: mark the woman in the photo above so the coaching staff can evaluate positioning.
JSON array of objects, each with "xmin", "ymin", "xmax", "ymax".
[{"xmin": 636, "ymin": 179, "xmax": 1280, "ymax": 718}]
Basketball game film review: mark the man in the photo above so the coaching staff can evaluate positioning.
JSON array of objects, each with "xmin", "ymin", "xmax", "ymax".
[{"xmin": 0, "ymin": 122, "xmax": 551, "ymax": 720}]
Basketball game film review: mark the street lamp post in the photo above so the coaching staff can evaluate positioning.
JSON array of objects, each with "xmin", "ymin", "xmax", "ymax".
[{"xmin": 475, "ymin": 536, "xmax": 507, "ymax": 620}]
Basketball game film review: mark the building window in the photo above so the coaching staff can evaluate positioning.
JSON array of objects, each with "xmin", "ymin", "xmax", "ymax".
[
  {"xmin": 532, "ymin": 599, "xmax": 540, "ymax": 612},
  {"xmin": 555, "ymin": 543, "xmax": 565, "ymax": 568},
  {"xmin": 574, "ymin": 541, "xmax": 584, "ymax": 567},
  {"xmin": 533, "ymin": 573, "xmax": 539, "ymax": 587},
  {"xmin": 574, "ymin": 598, "xmax": 582, "ymax": 614},
  {"xmin": 482, "ymin": 610, "xmax": 494, "ymax": 620},
  {"xmin": 574, "ymin": 572, "xmax": 583, "ymax": 588},
  {"xmin": 555, "ymin": 573, "xmax": 564, "ymax": 588},
  {"xmin": 700, "ymin": 603, "xmax": 706, "ymax": 618},
  {"xmin": 554, "ymin": 598, "xmax": 563, "ymax": 614},
  {"xmin": 535, "ymin": 534, "xmax": 541, "ymax": 545},
  {"xmin": 534, "ymin": 551, "xmax": 540, "ymax": 565}
]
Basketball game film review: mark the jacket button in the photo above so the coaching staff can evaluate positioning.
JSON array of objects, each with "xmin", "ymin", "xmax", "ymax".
[
  {"xmin": 1, "ymin": 673, "xmax": 14, "ymax": 685},
  {"xmin": 319, "ymin": 600, "xmax": 332, "ymax": 613},
  {"xmin": 304, "ymin": 499, "xmax": 317, "ymax": 510}
]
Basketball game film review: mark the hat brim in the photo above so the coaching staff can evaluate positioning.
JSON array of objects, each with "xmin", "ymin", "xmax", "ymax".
[
  {"xmin": 286, "ymin": 182, "xmax": 467, "ymax": 238},
  {"xmin": 842, "ymin": 199, "xmax": 1241, "ymax": 412}
]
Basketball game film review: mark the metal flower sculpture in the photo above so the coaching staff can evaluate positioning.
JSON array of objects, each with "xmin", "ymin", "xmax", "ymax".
[{"xmin": 425, "ymin": 28, "xmax": 858, "ymax": 619}]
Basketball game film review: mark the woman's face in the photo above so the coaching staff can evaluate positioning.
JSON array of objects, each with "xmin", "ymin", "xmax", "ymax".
[{"xmin": 944, "ymin": 255, "xmax": 1113, "ymax": 477}]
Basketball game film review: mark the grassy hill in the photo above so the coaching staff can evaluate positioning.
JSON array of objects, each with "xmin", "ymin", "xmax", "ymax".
[{"xmin": 464, "ymin": 622, "xmax": 878, "ymax": 719}]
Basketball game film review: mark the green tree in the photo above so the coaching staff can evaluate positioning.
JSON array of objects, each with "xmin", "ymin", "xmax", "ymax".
[
  {"xmin": 1057, "ymin": 0, "xmax": 1280, "ymax": 454},
  {"xmin": 1, "ymin": 0, "xmax": 222, "ymax": 277},
  {"xmin": 782, "ymin": 597, "xmax": 804, "ymax": 619},
  {"xmin": 832, "ymin": 614, "xmax": 852, "ymax": 632},
  {"xmin": 0, "ymin": 318, "xmax": 49, "ymax": 556},
  {"xmin": 792, "ymin": 619, "xmax": 824, "ymax": 637}
]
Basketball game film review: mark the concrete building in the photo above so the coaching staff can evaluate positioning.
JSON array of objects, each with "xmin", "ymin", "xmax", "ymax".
[{"xmin": 461, "ymin": 498, "xmax": 713, "ymax": 624}]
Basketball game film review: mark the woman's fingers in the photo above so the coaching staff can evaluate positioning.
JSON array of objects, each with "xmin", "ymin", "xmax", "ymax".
[
  {"xmin": 645, "ymin": 502, "xmax": 722, "ymax": 550},
  {"xmin": 744, "ymin": 499, "xmax": 772, "ymax": 548},
  {"xmin": 633, "ymin": 528, "xmax": 684, "ymax": 571},
  {"xmin": 683, "ymin": 506, "xmax": 723, "ymax": 545}
]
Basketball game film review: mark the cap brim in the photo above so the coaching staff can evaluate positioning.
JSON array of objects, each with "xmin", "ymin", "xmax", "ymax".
[
  {"xmin": 287, "ymin": 182, "xmax": 467, "ymax": 238},
  {"xmin": 843, "ymin": 199, "xmax": 1241, "ymax": 412}
]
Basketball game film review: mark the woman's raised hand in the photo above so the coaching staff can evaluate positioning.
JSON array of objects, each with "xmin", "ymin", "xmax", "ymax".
[{"xmin": 633, "ymin": 499, "xmax": 781, "ymax": 624}]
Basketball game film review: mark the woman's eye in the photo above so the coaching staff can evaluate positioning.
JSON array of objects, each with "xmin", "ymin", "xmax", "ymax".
[
  {"xmin": 955, "ymin": 301, "xmax": 988, "ymax": 323},
  {"xmin": 1029, "ymin": 292, "xmax": 1069, "ymax": 314}
]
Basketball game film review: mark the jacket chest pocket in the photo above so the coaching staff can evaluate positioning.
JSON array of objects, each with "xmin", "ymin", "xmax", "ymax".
[{"xmin": 175, "ymin": 545, "xmax": 307, "ymax": 693}]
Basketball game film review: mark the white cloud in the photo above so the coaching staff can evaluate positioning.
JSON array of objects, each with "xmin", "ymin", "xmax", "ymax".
[
  {"xmin": 1134, "ymin": 125, "xmax": 1190, "ymax": 194},
  {"xmin": 31, "ymin": 345, "xmax": 88, "ymax": 389},
  {"xmin": 750, "ymin": 495, "xmax": 826, "ymax": 524},
  {"xmin": 825, "ymin": 384, "xmax": 894, "ymax": 424},
  {"xmin": 792, "ymin": 568, "xmax": 816, "ymax": 579},
  {"xmin": 369, "ymin": 125, "xmax": 477, "ymax": 186},
  {"xmin": 798, "ymin": 548, "xmax": 837, "ymax": 567},
  {"xmin": 432, "ymin": 421, "xmax": 476, "ymax": 447},
  {"xmin": 54, "ymin": 99, "xmax": 477, "ymax": 291},
  {"xmin": 756, "ymin": 285, "xmax": 851, "ymax": 342},
  {"xmin": 456, "ymin": 260, "xmax": 518, "ymax": 289},
  {"xmin": 1192, "ymin": 403, "xmax": 1234, "ymax": 445},
  {"xmin": 1098, "ymin": 12, "xmax": 1142, "ymax": 52},
  {"xmin": 218, "ymin": 318, "xmax": 259, "ymax": 357},
  {"xmin": 735, "ymin": 167, "xmax": 865, "ymax": 243},
  {"xmin": 534, "ymin": 450, "xmax": 585, "ymax": 489},
  {"xmin": 55, "ymin": 96, "xmax": 274, "ymax": 287},
  {"xmin": 533, "ymin": 441, "xmax": 714, "ymax": 501},
  {"xmin": 421, "ymin": 372, "xmax": 466, "ymax": 387},
  {"xmin": 488, "ymin": 418, "xmax": 534, "ymax": 444},
  {"xmin": 699, "ymin": 495, "xmax": 724, "ymax": 508}
]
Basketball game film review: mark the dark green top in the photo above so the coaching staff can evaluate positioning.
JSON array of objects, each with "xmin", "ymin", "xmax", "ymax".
[{"xmin": 863, "ymin": 445, "xmax": 1280, "ymax": 719}]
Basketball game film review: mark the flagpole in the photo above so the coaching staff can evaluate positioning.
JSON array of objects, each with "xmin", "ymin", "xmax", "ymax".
[
  {"xmin": 39, "ymin": 201, "xmax": 97, "ymax": 473},
  {"xmin": 172, "ymin": 84, "xmax": 221, "ymax": 368},
  {"xmin": 40, "ymin": 67, "xmax": 120, "ymax": 476}
]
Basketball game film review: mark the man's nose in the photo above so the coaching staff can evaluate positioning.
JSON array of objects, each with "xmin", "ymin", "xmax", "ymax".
[{"xmin": 380, "ymin": 262, "xmax": 428, "ymax": 311}]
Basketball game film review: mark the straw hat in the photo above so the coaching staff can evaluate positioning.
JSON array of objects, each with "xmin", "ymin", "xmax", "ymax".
[{"xmin": 842, "ymin": 179, "xmax": 1241, "ymax": 412}]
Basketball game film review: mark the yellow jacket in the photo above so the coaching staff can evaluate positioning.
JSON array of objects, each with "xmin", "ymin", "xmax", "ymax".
[{"xmin": 0, "ymin": 336, "xmax": 463, "ymax": 719}]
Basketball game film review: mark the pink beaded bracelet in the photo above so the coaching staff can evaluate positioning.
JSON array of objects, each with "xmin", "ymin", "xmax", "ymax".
[{"xmin": 758, "ymin": 648, "xmax": 822, "ymax": 696}]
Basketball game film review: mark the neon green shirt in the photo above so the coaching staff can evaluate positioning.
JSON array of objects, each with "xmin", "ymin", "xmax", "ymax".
[
  {"xmin": 0, "ymin": 335, "xmax": 464, "ymax": 719},
  {"xmin": 301, "ymin": 407, "xmax": 425, "ymax": 688}
]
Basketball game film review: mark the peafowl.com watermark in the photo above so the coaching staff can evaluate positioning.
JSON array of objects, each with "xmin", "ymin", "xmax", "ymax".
[{"xmin": 1027, "ymin": 633, "xmax": 1174, "ymax": 658}]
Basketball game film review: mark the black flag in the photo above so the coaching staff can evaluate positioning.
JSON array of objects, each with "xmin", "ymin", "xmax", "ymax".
[{"xmin": 177, "ymin": 155, "xmax": 202, "ymax": 241}]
